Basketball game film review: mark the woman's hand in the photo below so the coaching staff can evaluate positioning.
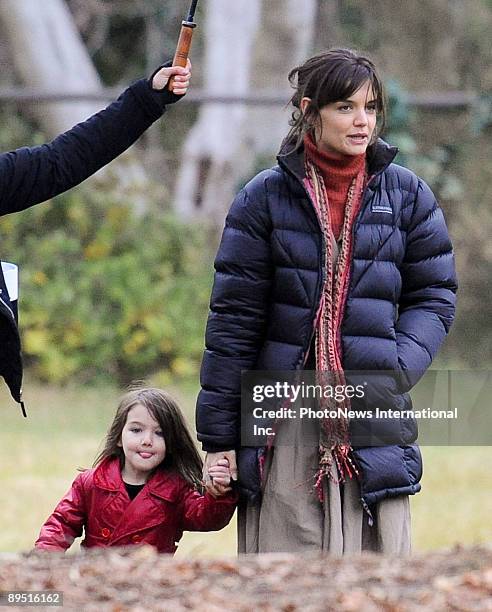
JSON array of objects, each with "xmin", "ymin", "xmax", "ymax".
[{"xmin": 151, "ymin": 59, "xmax": 191, "ymax": 95}]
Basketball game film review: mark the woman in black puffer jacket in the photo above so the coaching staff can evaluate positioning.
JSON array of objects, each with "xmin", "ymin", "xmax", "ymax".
[{"xmin": 197, "ymin": 48, "xmax": 457, "ymax": 554}]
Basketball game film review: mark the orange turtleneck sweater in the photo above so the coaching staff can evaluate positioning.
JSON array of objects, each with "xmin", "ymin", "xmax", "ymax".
[{"xmin": 304, "ymin": 133, "xmax": 366, "ymax": 240}]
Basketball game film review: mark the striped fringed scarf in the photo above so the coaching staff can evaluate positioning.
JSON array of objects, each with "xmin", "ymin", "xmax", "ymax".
[{"xmin": 304, "ymin": 159, "xmax": 366, "ymax": 501}]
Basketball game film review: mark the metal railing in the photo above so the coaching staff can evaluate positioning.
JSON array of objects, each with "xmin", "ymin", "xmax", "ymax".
[{"xmin": 0, "ymin": 88, "xmax": 479, "ymax": 110}]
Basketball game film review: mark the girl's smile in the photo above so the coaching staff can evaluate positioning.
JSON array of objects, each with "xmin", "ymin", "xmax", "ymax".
[{"xmin": 118, "ymin": 403, "xmax": 166, "ymax": 484}]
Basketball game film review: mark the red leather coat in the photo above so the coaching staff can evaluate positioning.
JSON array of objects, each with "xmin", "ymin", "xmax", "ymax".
[{"xmin": 35, "ymin": 458, "xmax": 237, "ymax": 554}]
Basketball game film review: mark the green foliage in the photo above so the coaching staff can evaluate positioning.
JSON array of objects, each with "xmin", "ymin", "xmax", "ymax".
[
  {"xmin": 385, "ymin": 79, "xmax": 465, "ymax": 201},
  {"xmin": 0, "ymin": 189, "xmax": 214, "ymax": 385},
  {"xmin": 385, "ymin": 79, "xmax": 411, "ymax": 132},
  {"xmin": 66, "ymin": 0, "xmax": 203, "ymax": 86},
  {"xmin": 0, "ymin": 105, "xmax": 44, "ymax": 151},
  {"xmin": 471, "ymin": 94, "xmax": 492, "ymax": 134},
  {"xmin": 338, "ymin": 0, "xmax": 372, "ymax": 49},
  {"xmin": 384, "ymin": 79, "xmax": 418, "ymax": 167}
]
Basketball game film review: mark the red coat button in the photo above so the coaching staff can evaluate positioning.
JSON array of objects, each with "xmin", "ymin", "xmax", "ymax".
[
  {"xmin": 132, "ymin": 534, "xmax": 142, "ymax": 544},
  {"xmin": 101, "ymin": 528, "xmax": 111, "ymax": 538}
]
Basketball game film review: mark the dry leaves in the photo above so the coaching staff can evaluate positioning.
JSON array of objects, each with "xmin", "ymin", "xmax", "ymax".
[{"xmin": 0, "ymin": 545, "xmax": 491, "ymax": 611}]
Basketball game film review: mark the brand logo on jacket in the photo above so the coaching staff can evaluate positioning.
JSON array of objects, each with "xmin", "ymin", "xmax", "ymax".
[{"xmin": 371, "ymin": 203, "xmax": 393, "ymax": 214}]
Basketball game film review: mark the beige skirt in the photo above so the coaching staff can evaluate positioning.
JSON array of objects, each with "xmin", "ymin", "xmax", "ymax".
[{"xmin": 237, "ymin": 413, "xmax": 411, "ymax": 554}]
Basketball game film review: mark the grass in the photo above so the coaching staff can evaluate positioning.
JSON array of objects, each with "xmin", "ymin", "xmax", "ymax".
[
  {"xmin": 1, "ymin": 380, "xmax": 490, "ymax": 555},
  {"xmin": 412, "ymin": 446, "xmax": 492, "ymax": 550}
]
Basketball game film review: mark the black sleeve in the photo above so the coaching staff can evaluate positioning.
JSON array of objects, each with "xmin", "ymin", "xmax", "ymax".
[
  {"xmin": 0, "ymin": 78, "xmax": 169, "ymax": 216},
  {"xmin": 196, "ymin": 177, "xmax": 273, "ymax": 452}
]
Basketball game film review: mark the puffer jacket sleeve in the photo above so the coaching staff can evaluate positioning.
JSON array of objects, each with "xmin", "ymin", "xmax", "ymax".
[
  {"xmin": 35, "ymin": 472, "xmax": 88, "ymax": 551},
  {"xmin": 196, "ymin": 177, "xmax": 273, "ymax": 451},
  {"xmin": 395, "ymin": 178, "xmax": 457, "ymax": 390}
]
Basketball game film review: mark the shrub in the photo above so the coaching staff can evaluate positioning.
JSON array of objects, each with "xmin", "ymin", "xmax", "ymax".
[{"xmin": 0, "ymin": 187, "xmax": 214, "ymax": 385}]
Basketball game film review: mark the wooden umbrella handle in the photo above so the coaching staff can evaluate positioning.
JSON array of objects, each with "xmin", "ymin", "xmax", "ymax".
[{"xmin": 168, "ymin": 21, "xmax": 196, "ymax": 92}]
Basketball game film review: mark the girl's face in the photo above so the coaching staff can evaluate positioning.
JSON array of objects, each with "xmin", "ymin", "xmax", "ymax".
[
  {"xmin": 301, "ymin": 80, "xmax": 378, "ymax": 157},
  {"xmin": 118, "ymin": 403, "xmax": 166, "ymax": 484}
]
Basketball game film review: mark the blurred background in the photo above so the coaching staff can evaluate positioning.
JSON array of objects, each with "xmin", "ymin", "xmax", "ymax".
[{"xmin": 0, "ymin": 0, "xmax": 491, "ymax": 554}]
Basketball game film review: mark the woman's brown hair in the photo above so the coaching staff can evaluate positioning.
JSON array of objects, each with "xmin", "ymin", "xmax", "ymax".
[
  {"xmin": 286, "ymin": 48, "xmax": 387, "ymax": 150},
  {"xmin": 94, "ymin": 387, "xmax": 203, "ymax": 487}
]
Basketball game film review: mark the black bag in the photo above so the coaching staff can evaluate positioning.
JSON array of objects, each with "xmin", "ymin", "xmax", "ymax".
[{"xmin": 0, "ymin": 261, "xmax": 25, "ymax": 416}]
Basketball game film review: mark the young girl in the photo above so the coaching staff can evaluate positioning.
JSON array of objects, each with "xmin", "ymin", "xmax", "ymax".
[{"xmin": 35, "ymin": 388, "xmax": 236, "ymax": 554}]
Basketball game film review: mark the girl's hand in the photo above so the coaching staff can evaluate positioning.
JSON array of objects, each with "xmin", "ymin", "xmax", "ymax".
[
  {"xmin": 203, "ymin": 451, "xmax": 237, "ymax": 497},
  {"xmin": 208, "ymin": 460, "xmax": 231, "ymax": 487},
  {"xmin": 151, "ymin": 59, "xmax": 192, "ymax": 94}
]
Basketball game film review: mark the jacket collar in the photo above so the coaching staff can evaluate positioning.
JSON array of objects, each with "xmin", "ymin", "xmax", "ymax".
[
  {"xmin": 277, "ymin": 137, "xmax": 398, "ymax": 186},
  {"xmin": 93, "ymin": 456, "xmax": 182, "ymax": 501}
]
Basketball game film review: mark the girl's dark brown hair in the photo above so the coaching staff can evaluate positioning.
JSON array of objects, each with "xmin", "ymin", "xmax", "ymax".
[
  {"xmin": 94, "ymin": 387, "xmax": 203, "ymax": 487},
  {"xmin": 286, "ymin": 48, "xmax": 386, "ymax": 150}
]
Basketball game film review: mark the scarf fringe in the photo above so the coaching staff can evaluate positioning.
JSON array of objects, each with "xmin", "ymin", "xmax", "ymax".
[{"xmin": 314, "ymin": 444, "xmax": 360, "ymax": 502}]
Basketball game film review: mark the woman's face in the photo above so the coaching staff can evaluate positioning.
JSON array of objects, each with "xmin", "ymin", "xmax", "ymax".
[{"xmin": 302, "ymin": 80, "xmax": 378, "ymax": 157}]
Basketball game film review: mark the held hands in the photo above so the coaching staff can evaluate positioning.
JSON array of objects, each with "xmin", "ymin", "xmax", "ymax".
[
  {"xmin": 203, "ymin": 451, "xmax": 238, "ymax": 498},
  {"xmin": 151, "ymin": 59, "xmax": 192, "ymax": 95}
]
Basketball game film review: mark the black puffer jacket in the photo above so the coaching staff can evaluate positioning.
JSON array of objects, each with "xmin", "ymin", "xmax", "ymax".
[
  {"xmin": 0, "ymin": 78, "xmax": 176, "ymax": 410},
  {"xmin": 197, "ymin": 139, "xmax": 457, "ymax": 504}
]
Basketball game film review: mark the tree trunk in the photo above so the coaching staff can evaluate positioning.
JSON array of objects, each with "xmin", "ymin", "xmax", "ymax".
[
  {"xmin": 174, "ymin": 0, "xmax": 317, "ymax": 224},
  {"xmin": 246, "ymin": 0, "xmax": 318, "ymax": 156},
  {"xmin": 173, "ymin": 0, "xmax": 262, "ymax": 223},
  {"xmin": 313, "ymin": 0, "xmax": 344, "ymax": 52},
  {"xmin": 0, "ymin": 0, "xmax": 149, "ymax": 212},
  {"xmin": 0, "ymin": 0, "xmax": 103, "ymax": 135}
]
